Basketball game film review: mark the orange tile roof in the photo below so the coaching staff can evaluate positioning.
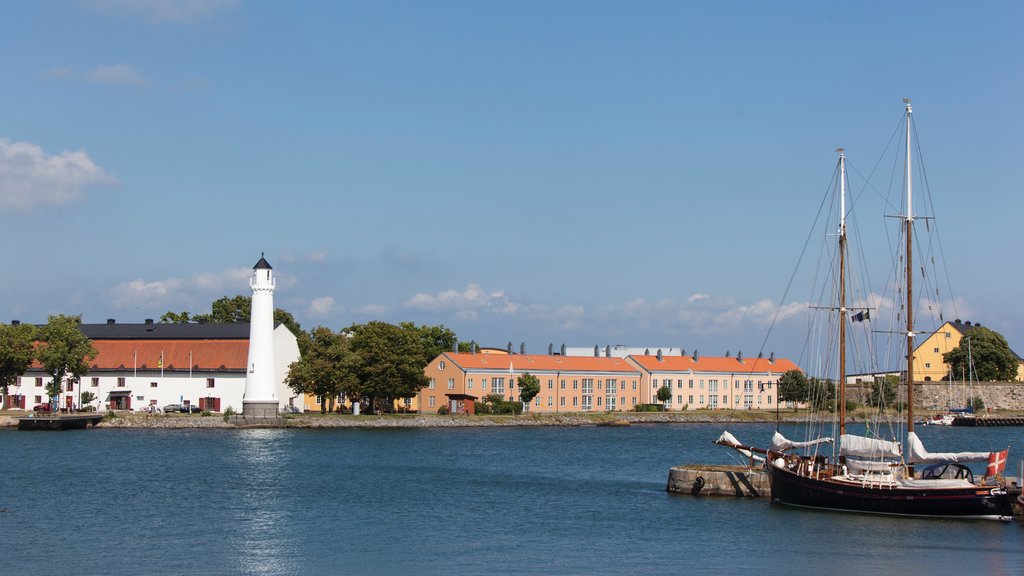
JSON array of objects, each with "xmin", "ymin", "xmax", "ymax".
[
  {"xmin": 628, "ymin": 354, "xmax": 800, "ymax": 374},
  {"xmin": 84, "ymin": 340, "xmax": 249, "ymax": 371},
  {"xmin": 443, "ymin": 352, "xmax": 641, "ymax": 374}
]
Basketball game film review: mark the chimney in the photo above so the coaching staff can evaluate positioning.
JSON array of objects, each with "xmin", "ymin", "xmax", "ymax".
[
  {"xmin": 605, "ymin": 345, "xmax": 611, "ymax": 358},
  {"xmin": 548, "ymin": 343, "xmax": 554, "ymax": 356},
  {"xmin": 560, "ymin": 343, "xmax": 566, "ymax": 356},
  {"xmin": 680, "ymin": 348, "xmax": 685, "ymax": 356},
  {"xmin": 644, "ymin": 348, "xmax": 650, "ymax": 356},
  {"xmin": 107, "ymin": 318, "xmax": 116, "ymax": 325},
  {"xmin": 657, "ymin": 349, "xmax": 663, "ymax": 362},
  {"xmin": 453, "ymin": 341, "xmax": 459, "ymax": 353},
  {"xmin": 11, "ymin": 320, "xmax": 19, "ymax": 326},
  {"xmin": 507, "ymin": 341, "xmax": 513, "ymax": 354},
  {"xmin": 737, "ymin": 351, "xmax": 743, "ymax": 363},
  {"xmin": 693, "ymin": 349, "xmax": 699, "ymax": 362},
  {"xmin": 472, "ymin": 342, "xmax": 478, "ymax": 355},
  {"xmin": 769, "ymin": 352, "xmax": 775, "ymax": 364},
  {"xmin": 520, "ymin": 342, "xmax": 525, "ymax": 355},
  {"xmin": 725, "ymin": 350, "xmax": 731, "ymax": 358},
  {"xmin": 594, "ymin": 345, "xmax": 599, "ymax": 357},
  {"xmin": 758, "ymin": 351, "xmax": 764, "ymax": 359},
  {"xmin": 145, "ymin": 318, "xmax": 154, "ymax": 325}
]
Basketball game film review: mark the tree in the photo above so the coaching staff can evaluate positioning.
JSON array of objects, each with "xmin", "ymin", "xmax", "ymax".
[
  {"xmin": 777, "ymin": 370, "xmax": 809, "ymax": 404},
  {"xmin": 517, "ymin": 372, "xmax": 541, "ymax": 411},
  {"xmin": 943, "ymin": 327, "xmax": 1018, "ymax": 382},
  {"xmin": 285, "ymin": 326, "xmax": 349, "ymax": 413},
  {"xmin": 807, "ymin": 378, "xmax": 836, "ymax": 410},
  {"xmin": 0, "ymin": 322, "xmax": 37, "ymax": 407},
  {"xmin": 656, "ymin": 385, "xmax": 671, "ymax": 403},
  {"xmin": 400, "ymin": 322, "xmax": 458, "ymax": 366},
  {"xmin": 341, "ymin": 321, "xmax": 427, "ymax": 412},
  {"xmin": 163, "ymin": 295, "xmax": 303, "ymax": 336},
  {"xmin": 869, "ymin": 375, "xmax": 898, "ymax": 408},
  {"xmin": 79, "ymin": 390, "xmax": 97, "ymax": 408},
  {"xmin": 35, "ymin": 315, "xmax": 98, "ymax": 405}
]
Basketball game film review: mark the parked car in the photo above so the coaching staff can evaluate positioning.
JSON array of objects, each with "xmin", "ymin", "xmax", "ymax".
[
  {"xmin": 181, "ymin": 405, "xmax": 202, "ymax": 414},
  {"xmin": 140, "ymin": 405, "xmax": 163, "ymax": 414},
  {"xmin": 32, "ymin": 403, "xmax": 54, "ymax": 412},
  {"xmin": 163, "ymin": 404, "xmax": 182, "ymax": 414}
]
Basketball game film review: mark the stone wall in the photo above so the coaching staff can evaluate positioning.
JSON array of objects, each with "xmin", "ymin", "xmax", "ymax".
[{"xmin": 848, "ymin": 381, "xmax": 1024, "ymax": 411}]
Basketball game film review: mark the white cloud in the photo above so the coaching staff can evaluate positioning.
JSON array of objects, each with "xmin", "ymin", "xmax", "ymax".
[
  {"xmin": 404, "ymin": 283, "xmax": 517, "ymax": 315},
  {"xmin": 687, "ymin": 293, "xmax": 709, "ymax": 303},
  {"xmin": 110, "ymin": 278, "xmax": 183, "ymax": 307},
  {"xmin": 307, "ymin": 296, "xmax": 335, "ymax": 317},
  {"xmin": 192, "ymin": 268, "xmax": 250, "ymax": 291},
  {"xmin": 86, "ymin": 64, "xmax": 149, "ymax": 87},
  {"xmin": 0, "ymin": 138, "xmax": 117, "ymax": 210},
  {"xmin": 80, "ymin": 0, "xmax": 240, "ymax": 23},
  {"xmin": 355, "ymin": 304, "xmax": 387, "ymax": 316}
]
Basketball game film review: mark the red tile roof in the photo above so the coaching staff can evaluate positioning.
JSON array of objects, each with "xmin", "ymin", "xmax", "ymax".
[
  {"xmin": 84, "ymin": 340, "xmax": 249, "ymax": 371},
  {"xmin": 443, "ymin": 352, "xmax": 641, "ymax": 374},
  {"xmin": 628, "ymin": 354, "xmax": 799, "ymax": 374}
]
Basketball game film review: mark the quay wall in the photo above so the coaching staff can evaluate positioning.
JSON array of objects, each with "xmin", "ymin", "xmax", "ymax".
[{"xmin": 847, "ymin": 381, "xmax": 1024, "ymax": 411}]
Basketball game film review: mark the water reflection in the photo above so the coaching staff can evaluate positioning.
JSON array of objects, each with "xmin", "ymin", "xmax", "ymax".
[{"xmin": 231, "ymin": 429, "xmax": 295, "ymax": 576}]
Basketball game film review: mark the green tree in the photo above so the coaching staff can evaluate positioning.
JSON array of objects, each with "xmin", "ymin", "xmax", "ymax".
[
  {"xmin": 341, "ymin": 321, "xmax": 427, "ymax": 412},
  {"xmin": 777, "ymin": 370, "xmax": 809, "ymax": 403},
  {"xmin": 285, "ymin": 326, "xmax": 349, "ymax": 413},
  {"xmin": 35, "ymin": 315, "xmax": 98, "ymax": 403},
  {"xmin": 163, "ymin": 295, "xmax": 303, "ymax": 336},
  {"xmin": 400, "ymin": 322, "xmax": 458, "ymax": 366},
  {"xmin": 517, "ymin": 372, "xmax": 541, "ymax": 411},
  {"xmin": 869, "ymin": 375, "xmax": 898, "ymax": 408},
  {"xmin": 79, "ymin": 390, "xmax": 97, "ymax": 409},
  {"xmin": 656, "ymin": 385, "xmax": 671, "ymax": 403},
  {"xmin": 0, "ymin": 322, "xmax": 37, "ymax": 407},
  {"xmin": 943, "ymin": 327, "xmax": 1018, "ymax": 382},
  {"xmin": 807, "ymin": 378, "xmax": 836, "ymax": 410}
]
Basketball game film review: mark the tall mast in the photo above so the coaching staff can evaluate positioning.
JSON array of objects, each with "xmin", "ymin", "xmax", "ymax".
[
  {"xmin": 904, "ymin": 98, "xmax": 915, "ymax": 441},
  {"xmin": 838, "ymin": 148, "xmax": 847, "ymax": 436}
]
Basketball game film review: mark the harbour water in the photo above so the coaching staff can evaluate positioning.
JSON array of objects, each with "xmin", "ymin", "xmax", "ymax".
[{"xmin": 2, "ymin": 422, "xmax": 1022, "ymax": 575}]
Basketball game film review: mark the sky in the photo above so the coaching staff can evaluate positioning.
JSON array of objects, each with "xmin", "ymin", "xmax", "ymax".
[{"xmin": 1, "ymin": 0, "xmax": 1022, "ymax": 365}]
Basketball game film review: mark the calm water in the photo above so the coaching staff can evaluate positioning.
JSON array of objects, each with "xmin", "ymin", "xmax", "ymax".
[{"xmin": 1, "ymin": 423, "xmax": 1022, "ymax": 575}]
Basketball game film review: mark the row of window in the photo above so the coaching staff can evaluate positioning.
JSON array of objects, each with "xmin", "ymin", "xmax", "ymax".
[
  {"xmin": 653, "ymin": 378, "xmax": 774, "ymax": 391},
  {"xmin": 16, "ymin": 376, "xmax": 217, "ymax": 388},
  {"xmin": 664, "ymin": 394, "xmax": 772, "ymax": 407}
]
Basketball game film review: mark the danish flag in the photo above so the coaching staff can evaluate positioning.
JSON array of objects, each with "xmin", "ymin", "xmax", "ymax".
[{"xmin": 986, "ymin": 448, "xmax": 1009, "ymax": 477}]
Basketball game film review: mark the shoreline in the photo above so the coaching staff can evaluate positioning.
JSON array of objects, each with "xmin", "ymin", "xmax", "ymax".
[{"xmin": 0, "ymin": 410, "xmax": 920, "ymax": 430}]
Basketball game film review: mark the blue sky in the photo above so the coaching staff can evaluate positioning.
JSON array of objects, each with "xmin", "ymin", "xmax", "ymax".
[{"xmin": 1, "ymin": 1, "xmax": 1021, "ymax": 362}]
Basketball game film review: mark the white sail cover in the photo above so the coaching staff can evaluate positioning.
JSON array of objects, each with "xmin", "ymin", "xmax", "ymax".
[
  {"xmin": 845, "ymin": 458, "xmax": 895, "ymax": 473},
  {"xmin": 839, "ymin": 434, "xmax": 902, "ymax": 459},
  {"xmin": 715, "ymin": 431, "xmax": 764, "ymax": 462},
  {"xmin": 770, "ymin": 431, "xmax": 834, "ymax": 451},
  {"xmin": 906, "ymin": 431, "xmax": 991, "ymax": 464}
]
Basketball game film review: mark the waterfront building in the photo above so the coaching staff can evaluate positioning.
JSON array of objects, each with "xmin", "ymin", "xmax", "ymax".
[
  {"xmin": 627, "ymin": 351, "xmax": 796, "ymax": 410},
  {"xmin": 2, "ymin": 319, "xmax": 301, "ymax": 413},
  {"xmin": 912, "ymin": 319, "xmax": 1023, "ymax": 382},
  {"xmin": 419, "ymin": 352, "xmax": 643, "ymax": 414}
]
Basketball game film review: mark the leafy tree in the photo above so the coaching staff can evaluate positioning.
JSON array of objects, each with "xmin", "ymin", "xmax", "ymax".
[
  {"xmin": 160, "ymin": 311, "xmax": 191, "ymax": 324},
  {"xmin": 943, "ymin": 327, "xmax": 1018, "ymax": 382},
  {"xmin": 163, "ymin": 295, "xmax": 303, "ymax": 336},
  {"xmin": 400, "ymin": 322, "xmax": 458, "ymax": 366},
  {"xmin": 285, "ymin": 326, "xmax": 349, "ymax": 413},
  {"xmin": 0, "ymin": 322, "xmax": 37, "ymax": 405},
  {"xmin": 656, "ymin": 385, "xmax": 671, "ymax": 403},
  {"xmin": 35, "ymin": 315, "xmax": 98, "ymax": 402},
  {"xmin": 517, "ymin": 372, "xmax": 541, "ymax": 410},
  {"xmin": 777, "ymin": 370, "xmax": 809, "ymax": 403},
  {"xmin": 807, "ymin": 378, "xmax": 836, "ymax": 410},
  {"xmin": 79, "ymin": 390, "xmax": 97, "ymax": 408},
  {"xmin": 869, "ymin": 375, "xmax": 898, "ymax": 408},
  {"xmin": 341, "ymin": 321, "xmax": 427, "ymax": 412}
]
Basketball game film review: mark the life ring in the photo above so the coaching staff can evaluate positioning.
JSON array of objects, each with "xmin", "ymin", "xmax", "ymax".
[{"xmin": 691, "ymin": 476, "xmax": 706, "ymax": 496}]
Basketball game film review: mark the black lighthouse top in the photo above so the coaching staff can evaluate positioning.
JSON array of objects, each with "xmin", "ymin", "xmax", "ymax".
[{"xmin": 253, "ymin": 252, "xmax": 273, "ymax": 270}]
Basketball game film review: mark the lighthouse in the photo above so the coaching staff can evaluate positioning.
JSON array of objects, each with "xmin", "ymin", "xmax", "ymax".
[{"xmin": 242, "ymin": 253, "xmax": 279, "ymax": 418}]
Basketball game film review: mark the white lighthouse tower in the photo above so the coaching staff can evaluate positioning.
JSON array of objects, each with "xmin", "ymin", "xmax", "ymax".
[{"xmin": 242, "ymin": 253, "xmax": 279, "ymax": 418}]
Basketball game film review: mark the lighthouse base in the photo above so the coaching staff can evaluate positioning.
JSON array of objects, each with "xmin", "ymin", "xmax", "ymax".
[{"xmin": 241, "ymin": 400, "xmax": 279, "ymax": 419}]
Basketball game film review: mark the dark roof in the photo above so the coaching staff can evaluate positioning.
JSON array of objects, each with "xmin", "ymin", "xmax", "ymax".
[
  {"xmin": 254, "ymin": 254, "xmax": 272, "ymax": 270},
  {"xmin": 79, "ymin": 322, "xmax": 251, "ymax": 340}
]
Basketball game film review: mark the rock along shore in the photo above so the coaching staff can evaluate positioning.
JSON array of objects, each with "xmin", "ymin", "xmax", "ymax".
[{"xmin": 0, "ymin": 410, "xmax": 874, "ymax": 430}]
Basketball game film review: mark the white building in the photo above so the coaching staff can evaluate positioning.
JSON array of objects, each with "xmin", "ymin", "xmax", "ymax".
[{"xmin": 3, "ymin": 319, "xmax": 301, "ymax": 413}]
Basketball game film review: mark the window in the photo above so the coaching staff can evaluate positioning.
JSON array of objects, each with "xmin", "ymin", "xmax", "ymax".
[
  {"xmin": 34, "ymin": 395, "xmax": 42, "ymax": 403},
  {"xmin": 582, "ymin": 396, "xmax": 593, "ymax": 411},
  {"xmin": 700, "ymin": 379, "xmax": 704, "ymax": 389},
  {"xmin": 700, "ymin": 395, "xmax": 704, "ymax": 405},
  {"xmin": 66, "ymin": 382, "xmax": 73, "ymax": 391},
  {"xmin": 677, "ymin": 395, "xmax": 682, "ymax": 404},
  {"xmin": 117, "ymin": 377, "xmax": 126, "ymax": 387},
  {"xmin": 150, "ymin": 382, "xmax": 158, "ymax": 388},
  {"xmin": 206, "ymin": 378, "xmax": 215, "ymax": 388},
  {"xmin": 597, "ymin": 397, "xmax": 602, "ymax": 406},
  {"xmin": 632, "ymin": 381, "xmax": 637, "ymax": 390},
  {"xmin": 688, "ymin": 395, "xmax": 693, "ymax": 404},
  {"xmin": 744, "ymin": 395, "xmax": 753, "ymax": 409},
  {"xmin": 734, "ymin": 380, "xmax": 740, "ymax": 389},
  {"xmin": 428, "ymin": 378, "xmax": 435, "ymax": 390},
  {"xmin": 482, "ymin": 378, "xmax": 488, "ymax": 389},
  {"xmin": 438, "ymin": 361, "xmax": 446, "ymax": 370},
  {"xmin": 664, "ymin": 379, "xmax": 672, "ymax": 389},
  {"xmin": 35, "ymin": 377, "xmax": 43, "ymax": 387},
  {"xmin": 136, "ymin": 395, "xmax": 144, "ymax": 402},
  {"xmin": 925, "ymin": 362, "xmax": 931, "ymax": 368},
  {"xmin": 428, "ymin": 396, "xmax": 435, "ymax": 407},
  {"xmin": 560, "ymin": 397, "xmax": 566, "ymax": 407},
  {"xmin": 547, "ymin": 396, "xmax": 553, "ymax": 407},
  {"xmin": 468, "ymin": 378, "xmax": 474, "ymax": 390},
  {"xmin": 535, "ymin": 397, "xmax": 541, "ymax": 407},
  {"xmin": 92, "ymin": 377, "xmax": 99, "ymax": 388},
  {"xmin": 768, "ymin": 396, "xmax": 773, "ymax": 404},
  {"xmin": 560, "ymin": 380, "xmax": 566, "ymax": 389},
  {"xmin": 933, "ymin": 347, "xmax": 940, "ymax": 353},
  {"xmin": 709, "ymin": 395, "xmax": 717, "ymax": 409},
  {"xmin": 597, "ymin": 380, "xmax": 603, "ymax": 390},
  {"xmin": 709, "ymin": 380, "xmax": 718, "ymax": 393},
  {"xmin": 744, "ymin": 380, "xmax": 753, "ymax": 392},
  {"xmin": 689, "ymin": 379, "xmax": 694, "ymax": 389},
  {"xmin": 573, "ymin": 380, "xmax": 579, "ymax": 390},
  {"xmin": 547, "ymin": 379, "xmax": 553, "ymax": 390},
  {"xmin": 573, "ymin": 397, "xmax": 579, "ymax": 407},
  {"xmin": 447, "ymin": 378, "xmax": 455, "ymax": 390},
  {"xmin": 493, "ymin": 378, "xmax": 505, "ymax": 395}
]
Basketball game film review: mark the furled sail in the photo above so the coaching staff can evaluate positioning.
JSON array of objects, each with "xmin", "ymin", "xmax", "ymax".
[
  {"xmin": 839, "ymin": 434, "xmax": 902, "ymax": 459},
  {"xmin": 715, "ymin": 431, "xmax": 764, "ymax": 462},
  {"xmin": 770, "ymin": 431, "xmax": 833, "ymax": 451},
  {"xmin": 906, "ymin": 431, "xmax": 991, "ymax": 464}
]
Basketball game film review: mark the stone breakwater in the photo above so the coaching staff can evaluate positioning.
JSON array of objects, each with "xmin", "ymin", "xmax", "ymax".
[{"xmin": 1, "ymin": 411, "xmax": 837, "ymax": 429}]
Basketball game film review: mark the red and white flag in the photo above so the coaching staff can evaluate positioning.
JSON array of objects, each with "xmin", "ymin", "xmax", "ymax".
[{"xmin": 986, "ymin": 448, "xmax": 1009, "ymax": 477}]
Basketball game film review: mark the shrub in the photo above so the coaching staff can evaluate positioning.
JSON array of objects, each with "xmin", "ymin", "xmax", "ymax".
[
  {"xmin": 437, "ymin": 405, "xmax": 450, "ymax": 415},
  {"xmin": 223, "ymin": 406, "xmax": 236, "ymax": 422},
  {"xmin": 634, "ymin": 404, "xmax": 664, "ymax": 412}
]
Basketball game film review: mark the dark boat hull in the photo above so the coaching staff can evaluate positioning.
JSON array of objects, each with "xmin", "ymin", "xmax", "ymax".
[{"xmin": 768, "ymin": 463, "xmax": 1012, "ymax": 520}]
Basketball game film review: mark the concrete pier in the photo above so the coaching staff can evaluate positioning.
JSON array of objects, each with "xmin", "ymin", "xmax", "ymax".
[
  {"xmin": 666, "ymin": 465, "xmax": 769, "ymax": 498},
  {"xmin": 18, "ymin": 414, "xmax": 104, "ymax": 431}
]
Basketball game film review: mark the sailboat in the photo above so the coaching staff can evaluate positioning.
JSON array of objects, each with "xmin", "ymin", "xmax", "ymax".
[{"xmin": 720, "ymin": 100, "xmax": 1013, "ymax": 520}]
